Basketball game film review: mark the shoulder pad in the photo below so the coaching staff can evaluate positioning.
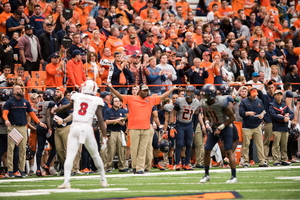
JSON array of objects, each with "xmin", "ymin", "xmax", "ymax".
[{"xmin": 285, "ymin": 91, "xmax": 294, "ymax": 98}]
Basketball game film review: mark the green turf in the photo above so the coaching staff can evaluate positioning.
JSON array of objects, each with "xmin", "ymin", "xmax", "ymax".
[{"xmin": 1, "ymin": 164, "xmax": 300, "ymax": 200}]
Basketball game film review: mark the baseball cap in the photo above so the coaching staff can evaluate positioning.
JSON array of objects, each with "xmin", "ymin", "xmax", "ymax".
[
  {"xmin": 275, "ymin": 38, "xmax": 281, "ymax": 43},
  {"xmin": 116, "ymin": 47, "xmax": 126, "ymax": 52},
  {"xmin": 140, "ymin": 84, "xmax": 149, "ymax": 90},
  {"xmin": 203, "ymin": 51, "xmax": 211, "ymax": 56},
  {"xmin": 213, "ymin": 11, "xmax": 221, "ymax": 18},
  {"xmin": 252, "ymin": 38, "xmax": 259, "ymax": 43},
  {"xmin": 25, "ymin": 24, "xmax": 33, "ymax": 30},
  {"xmin": 72, "ymin": 49, "xmax": 84, "ymax": 56},
  {"xmin": 2, "ymin": 36, "xmax": 9, "ymax": 40},
  {"xmin": 161, "ymin": 0, "xmax": 168, "ymax": 4},
  {"xmin": 274, "ymin": 90, "xmax": 283, "ymax": 95},
  {"xmin": 56, "ymin": 86, "xmax": 65, "ymax": 94},
  {"xmin": 212, "ymin": 27, "xmax": 219, "ymax": 32},
  {"xmin": 98, "ymin": 6, "xmax": 106, "ymax": 10},
  {"xmin": 240, "ymin": 86, "xmax": 248, "ymax": 91},
  {"xmin": 170, "ymin": 34, "xmax": 178, "ymax": 39},
  {"xmin": 81, "ymin": 33, "xmax": 89, "ymax": 39},
  {"xmin": 75, "ymin": 23, "xmax": 82, "ymax": 27},
  {"xmin": 100, "ymin": 91, "xmax": 111, "ymax": 98},
  {"xmin": 249, "ymin": 87, "xmax": 258, "ymax": 96},
  {"xmin": 157, "ymin": 33, "xmax": 163, "ymax": 38},
  {"xmin": 147, "ymin": 0, "xmax": 154, "ymax": 3},
  {"xmin": 48, "ymin": 51, "xmax": 60, "ymax": 60},
  {"xmin": 132, "ymin": 53, "xmax": 141, "ymax": 58},
  {"xmin": 252, "ymin": 72, "xmax": 259, "ymax": 77},
  {"xmin": 170, "ymin": 51, "xmax": 176, "ymax": 55},
  {"xmin": 146, "ymin": 32, "xmax": 154, "ymax": 37},
  {"xmin": 7, "ymin": 74, "xmax": 14, "ymax": 79},
  {"xmin": 46, "ymin": 22, "xmax": 53, "ymax": 26},
  {"xmin": 129, "ymin": 34, "xmax": 136, "ymax": 39},
  {"xmin": 30, "ymin": 93, "xmax": 39, "ymax": 100},
  {"xmin": 79, "ymin": 0, "xmax": 85, "ymax": 4}
]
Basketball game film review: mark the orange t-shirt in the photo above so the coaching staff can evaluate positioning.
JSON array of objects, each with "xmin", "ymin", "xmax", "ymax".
[
  {"xmin": 86, "ymin": 62, "xmax": 102, "ymax": 85},
  {"xmin": 71, "ymin": 10, "xmax": 80, "ymax": 24},
  {"xmin": 75, "ymin": 5, "xmax": 92, "ymax": 26},
  {"xmin": 116, "ymin": 8, "xmax": 132, "ymax": 26},
  {"xmin": 261, "ymin": 0, "xmax": 271, "ymax": 8},
  {"xmin": 52, "ymin": 13, "xmax": 59, "ymax": 22},
  {"xmin": 200, "ymin": 62, "xmax": 213, "ymax": 84},
  {"xmin": 192, "ymin": 34, "xmax": 203, "ymax": 45},
  {"xmin": 208, "ymin": 1, "xmax": 220, "ymax": 12},
  {"xmin": 0, "ymin": 12, "xmax": 12, "ymax": 34},
  {"xmin": 105, "ymin": 36, "xmax": 124, "ymax": 56},
  {"xmin": 146, "ymin": 17, "xmax": 157, "ymax": 24},
  {"xmin": 249, "ymin": 35, "xmax": 261, "ymax": 47},
  {"xmin": 294, "ymin": 18, "xmax": 300, "ymax": 28},
  {"xmin": 175, "ymin": 1, "xmax": 192, "ymax": 20},
  {"xmin": 217, "ymin": 7, "xmax": 232, "ymax": 17},
  {"xmin": 232, "ymin": 0, "xmax": 244, "ymax": 18},
  {"xmin": 261, "ymin": 24, "xmax": 274, "ymax": 42},
  {"xmin": 91, "ymin": 39, "xmax": 104, "ymax": 57},
  {"xmin": 45, "ymin": 63, "xmax": 64, "ymax": 87},
  {"xmin": 140, "ymin": 8, "xmax": 161, "ymax": 21},
  {"xmin": 123, "ymin": 95, "xmax": 161, "ymax": 129},
  {"xmin": 244, "ymin": 0, "xmax": 254, "ymax": 16},
  {"xmin": 163, "ymin": 38, "xmax": 182, "ymax": 46},
  {"xmin": 133, "ymin": 0, "xmax": 146, "ymax": 14}
]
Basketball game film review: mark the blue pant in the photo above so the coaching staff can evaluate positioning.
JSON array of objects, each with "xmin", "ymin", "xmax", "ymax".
[
  {"xmin": 36, "ymin": 125, "xmax": 56, "ymax": 171},
  {"xmin": 152, "ymin": 132, "xmax": 159, "ymax": 149},
  {"xmin": 175, "ymin": 122, "xmax": 193, "ymax": 165},
  {"xmin": 205, "ymin": 126, "xmax": 233, "ymax": 151}
]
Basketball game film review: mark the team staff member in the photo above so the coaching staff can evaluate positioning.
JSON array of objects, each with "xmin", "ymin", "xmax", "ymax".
[
  {"xmin": 269, "ymin": 90, "xmax": 294, "ymax": 166},
  {"xmin": 107, "ymin": 83, "xmax": 177, "ymax": 174},
  {"xmin": 104, "ymin": 96, "xmax": 127, "ymax": 172},
  {"xmin": 46, "ymin": 52, "xmax": 65, "ymax": 88},
  {"xmin": 258, "ymin": 80, "xmax": 275, "ymax": 164},
  {"xmin": 54, "ymin": 86, "xmax": 72, "ymax": 175},
  {"xmin": 239, "ymin": 87, "xmax": 268, "ymax": 168},
  {"xmin": 2, "ymin": 85, "xmax": 47, "ymax": 178}
]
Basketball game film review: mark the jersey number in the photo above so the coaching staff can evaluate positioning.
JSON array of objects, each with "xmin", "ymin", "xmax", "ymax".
[
  {"xmin": 204, "ymin": 110, "xmax": 219, "ymax": 123},
  {"xmin": 78, "ymin": 102, "xmax": 88, "ymax": 116},
  {"xmin": 37, "ymin": 105, "xmax": 43, "ymax": 119},
  {"xmin": 181, "ymin": 109, "xmax": 194, "ymax": 120}
]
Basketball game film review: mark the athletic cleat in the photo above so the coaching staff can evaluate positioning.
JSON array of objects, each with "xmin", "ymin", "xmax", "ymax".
[
  {"xmin": 36, "ymin": 170, "xmax": 43, "ymax": 177},
  {"xmin": 167, "ymin": 164, "xmax": 174, "ymax": 170},
  {"xmin": 153, "ymin": 163, "xmax": 165, "ymax": 170},
  {"xmin": 223, "ymin": 157, "xmax": 229, "ymax": 165},
  {"xmin": 288, "ymin": 159, "xmax": 299, "ymax": 163},
  {"xmin": 0, "ymin": 175, "xmax": 5, "ymax": 178},
  {"xmin": 199, "ymin": 175, "xmax": 210, "ymax": 183},
  {"xmin": 175, "ymin": 164, "xmax": 181, "ymax": 171},
  {"xmin": 14, "ymin": 171, "xmax": 21, "ymax": 177},
  {"xmin": 58, "ymin": 182, "xmax": 71, "ymax": 189},
  {"xmin": 105, "ymin": 169, "xmax": 112, "ymax": 173},
  {"xmin": 50, "ymin": 169, "xmax": 57, "ymax": 175},
  {"xmin": 223, "ymin": 164, "xmax": 230, "ymax": 168},
  {"xmin": 28, "ymin": 170, "xmax": 34, "ymax": 176},
  {"xmin": 118, "ymin": 168, "xmax": 129, "ymax": 172},
  {"xmin": 81, "ymin": 168, "xmax": 91, "ymax": 174},
  {"xmin": 259, "ymin": 164, "xmax": 270, "ymax": 167},
  {"xmin": 42, "ymin": 165, "xmax": 51, "ymax": 175},
  {"xmin": 250, "ymin": 160, "xmax": 255, "ymax": 166},
  {"xmin": 281, "ymin": 161, "xmax": 291, "ymax": 166},
  {"xmin": 184, "ymin": 165, "xmax": 194, "ymax": 170},
  {"xmin": 211, "ymin": 160, "xmax": 220, "ymax": 167},
  {"xmin": 20, "ymin": 171, "xmax": 26, "ymax": 178},
  {"xmin": 226, "ymin": 176, "xmax": 238, "ymax": 183},
  {"xmin": 101, "ymin": 180, "xmax": 109, "ymax": 187},
  {"xmin": 195, "ymin": 165, "xmax": 204, "ymax": 168},
  {"xmin": 136, "ymin": 170, "xmax": 144, "ymax": 174},
  {"xmin": 7, "ymin": 172, "xmax": 14, "ymax": 178},
  {"xmin": 273, "ymin": 162, "xmax": 281, "ymax": 166},
  {"xmin": 181, "ymin": 164, "xmax": 185, "ymax": 169},
  {"xmin": 243, "ymin": 164, "xmax": 249, "ymax": 168}
]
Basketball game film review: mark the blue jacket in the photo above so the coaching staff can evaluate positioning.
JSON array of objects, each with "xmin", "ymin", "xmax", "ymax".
[
  {"xmin": 239, "ymin": 97, "xmax": 265, "ymax": 129},
  {"xmin": 269, "ymin": 101, "xmax": 294, "ymax": 132},
  {"xmin": 258, "ymin": 90, "xmax": 275, "ymax": 123},
  {"xmin": 111, "ymin": 62, "xmax": 135, "ymax": 88}
]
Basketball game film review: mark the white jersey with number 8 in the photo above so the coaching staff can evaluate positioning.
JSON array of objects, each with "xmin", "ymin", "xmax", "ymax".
[{"xmin": 71, "ymin": 93, "xmax": 104, "ymax": 125}]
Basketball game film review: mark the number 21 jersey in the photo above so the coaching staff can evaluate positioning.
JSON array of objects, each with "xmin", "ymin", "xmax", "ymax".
[
  {"xmin": 175, "ymin": 97, "xmax": 200, "ymax": 123},
  {"xmin": 71, "ymin": 93, "xmax": 104, "ymax": 125}
]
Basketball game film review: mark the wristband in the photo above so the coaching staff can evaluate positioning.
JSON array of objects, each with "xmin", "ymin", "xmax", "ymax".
[{"xmin": 218, "ymin": 123, "xmax": 225, "ymax": 130}]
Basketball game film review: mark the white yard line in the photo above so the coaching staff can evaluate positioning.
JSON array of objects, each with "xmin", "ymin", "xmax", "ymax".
[{"xmin": 0, "ymin": 166, "xmax": 299, "ymax": 184}]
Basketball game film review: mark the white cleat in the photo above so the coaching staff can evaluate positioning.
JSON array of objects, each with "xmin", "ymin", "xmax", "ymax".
[
  {"xmin": 101, "ymin": 180, "xmax": 109, "ymax": 188},
  {"xmin": 58, "ymin": 182, "xmax": 71, "ymax": 189},
  {"xmin": 199, "ymin": 175, "xmax": 210, "ymax": 183},
  {"xmin": 226, "ymin": 177, "xmax": 238, "ymax": 183}
]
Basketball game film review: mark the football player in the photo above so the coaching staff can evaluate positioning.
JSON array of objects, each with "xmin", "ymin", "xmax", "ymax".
[
  {"xmin": 170, "ymin": 85, "xmax": 201, "ymax": 171},
  {"xmin": 35, "ymin": 90, "xmax": 57, "ymax": 176},
  {"xmin": 199, "ymin": 84, "xmax": 236, "ymax": 183},
  {"xmin": 55, "ymin": 80, "xmax": 108, "ymax": 189}
]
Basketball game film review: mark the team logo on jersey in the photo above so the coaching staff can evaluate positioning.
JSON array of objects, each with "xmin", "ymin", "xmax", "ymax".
[
  {"xmin": 24, "ymin": 102, "xmax": 26, "ymax": 106},
  {"xmin": 120, "ymin": 113, "xmax": 123, "ymax": 116},
  {"xmin": 257, "ymin": 103, "xmax": 262, "ymax": 107},
  {"xmin": 183, "ymin": 106, "xmax": 186, "ymax": 108}
]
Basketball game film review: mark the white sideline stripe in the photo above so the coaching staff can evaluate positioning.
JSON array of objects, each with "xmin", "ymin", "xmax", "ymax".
[
  {"xmin": 0, "ymin": 165, "xmax": 300, "ymax": 183},
  {"xmin": 275, "ymin": 176, "xmax": 300, "ymax": 180},
  {"xmin": 0, "ymin": 188, "xmax": 128, "ymax": 197}
]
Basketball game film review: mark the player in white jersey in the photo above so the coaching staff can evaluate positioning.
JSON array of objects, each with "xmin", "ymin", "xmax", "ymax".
[{"xmin": 55, "ymin": 80, "xmax": 108, "ymax": 189}]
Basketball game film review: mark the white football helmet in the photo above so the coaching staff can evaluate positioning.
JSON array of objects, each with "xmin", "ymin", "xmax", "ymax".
[{"xmin": 81, "ymin": 80, "xmax": 98, "ymax": 95}]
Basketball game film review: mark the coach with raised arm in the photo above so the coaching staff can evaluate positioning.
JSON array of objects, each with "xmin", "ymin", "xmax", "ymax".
[
  {"xmin": 106, "ymin": 83, "xmax": 178, "ymax": 174},
  {"xmin": 2, "ymin": 85, "xmax": 47, "ymax": 178}
]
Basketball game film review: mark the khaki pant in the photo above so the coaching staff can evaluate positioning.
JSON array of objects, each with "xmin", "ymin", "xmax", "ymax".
[
  {"xmin": 263, "ymin": 122, "xmax": 272, "ymax": 162},
  {"xmin": 194, "ymin": 124, "xmax": 204, "ymax": 166},
  {"xmin": 272, "ymin": 131, "xmax": 288, "ymax": 163},
  {"xmin": 7, "ymin": 125, "xmax": 27, "ymax": 172},
  {"xmin": 242, "ymin": 124, "xmax": 265, "ymax": 165},
  {"xmin": 99, "ymin": 130, "xmax": 107, "ymax": 167},
  {"xmin": 55, "ymin": 126, "xmax": 70, "ymax": 166},
  {"xmin": 129, "ymin": 129, "xmax": 150, "ymax": 172},
  {"xmin": 106, "ymin": 131, "xmax": 126, "ymax": 170},
  {"xmin": 71, "ymin": 144, "xmax": 82, "ymax": 173},
  {"xmin": 145, "ymin": 126, "xmax": 155, "ymax": 171}
]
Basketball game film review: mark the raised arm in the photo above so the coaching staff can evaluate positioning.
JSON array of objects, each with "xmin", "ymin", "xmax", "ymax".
[
  {"xmin": 107, "ymin": 83, "xmax": 123, "ymax": 101},
  {"xmin": 160, "ymin": 85, "xmax": 178, "ymax": 100}
]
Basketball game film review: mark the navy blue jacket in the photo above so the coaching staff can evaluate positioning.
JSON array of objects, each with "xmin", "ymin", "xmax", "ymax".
[
  {"xmin": 269, "ymin": 100, "xmax": 294, "ymax": 132},
  {"xmin": 188, "ymin": 67, "xmax": 208, "ymax": 86},
  {"xmin": 258, "ymin": 90, "xmax": 274, "ymax": 123},
  {"xmin": 55, "ymin": 97, "xmax": 72, "ymax": 127},
  {"xmin": 111, "ymin": 62, "xmax": 135, "ymax": 88},
  {"xmin": 239, "ymin": 97, "xmax": 265, "ymax": 129},
  {"xmin": 104, "ymin": 107, "xmax": 127, "ymax": 131},
  {"xmin": 3, "ymin": 96, "xmax": 32, "ymax": 126},
  {"xmin": 168, "ymin": 60, "xmax": 184, "ymax": 84}
]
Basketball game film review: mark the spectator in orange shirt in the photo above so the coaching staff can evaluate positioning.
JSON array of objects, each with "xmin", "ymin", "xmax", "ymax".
[
  {"xmin": 46, "ymin": 52, "xmax": 65, "ymax": 88},
  {"xmin": 91, "ymin": 30, "xmax": 104, "ymax": 59},
  {"xmin": 52, "ymin": 3, "xmax": 63, "ymax": 22},
  {"xmin": 133, "ymin": 0, "xmax": 146, "ymax": 14},
  {"xmin": 86, "ymin": 52, "xmax": 102, "ymax": 85},
  {"xmin": 116, "ymin": 0, "xmax": 133, "ymax": 26},
  {"xmin": 75, "ymin": 0, "xmax": 96, "ymax": 26},
  {"xmin": 100, "ymin": 47, "xmax": 114, "ymax": 83},
  {"xmin": 66, "ymin": 49, "xmax": 87, "ymax": 90},
  {"xmin": 146, "ymin": 9, "xmax": 157, "ymax": 24},
  {"xmin": 208, "ymin": 0, "xmax": 220, "ymax": 12},
  {"xmin": 175, "ymin": 0, "xmax": 192, "ymax": 20},
  {"xmin": 140, "ymin": 0, "xmax": 161, "ymax": 21},
  {"xmin": 122, "ymin": 26, "xmax": 141, "ymax": 48},
  {"xmin": 69, "ymin": 1, "xmax": 80, "ymax": 25},
  {"xmin": 193, "ymin": 25, "xmax": 203, "ymax": 45},
  {"xmin": 105, "ymin": 27, "xmax": 124, "ymax": 56},
  {"xmin": 218, "ymin": 0, "xmax": 235, "ymax": 19},
  {"xmin": 200, "ymin": 51, "xmax": 213, "ymax": 84},
  {"xmin": 0, "ymin": 3, "xmax": 12, "ymax": 34}
]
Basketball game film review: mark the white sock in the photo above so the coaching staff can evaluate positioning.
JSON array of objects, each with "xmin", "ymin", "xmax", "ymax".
[
  {"xmin": 50, "ymin": 167, "xmax": 55, "ymax": 170},
  {"xmin": 30, "ymin": 165, "xmax": 34, "ymax": 171},
  {"xmin": 126, "ymin": 160, "xmax": 129, "ymax": 168}
]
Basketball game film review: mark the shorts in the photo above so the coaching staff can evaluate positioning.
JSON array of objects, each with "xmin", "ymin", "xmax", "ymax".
[
  {"xmin": 234, "ymin": 121, "xmax": 243, "ymax": 142},
  {"xmin": 152, "ymin": 131, "xmax": 159, "ymax": 149},
  {"xmin": 205, "ymin": 125, "xmax": 233, "ymax": 151},
  {"xmin": 28, "ymin": 130, "xmax": 37, "ymax": 152},
  {"xmin": 175, "ymin": 121, "xmax": 193, "ymax": 148}
]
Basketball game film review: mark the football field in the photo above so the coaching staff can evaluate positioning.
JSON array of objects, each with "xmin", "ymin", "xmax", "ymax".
[{"xmin": 0, "ymin": 164, "xmax": 300, "ymax": 200}]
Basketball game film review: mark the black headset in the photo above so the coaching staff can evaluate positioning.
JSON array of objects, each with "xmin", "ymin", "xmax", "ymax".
[{"xmin": 110, "ymin": 96, "xmax": 119, "ymax": 106}]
